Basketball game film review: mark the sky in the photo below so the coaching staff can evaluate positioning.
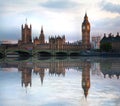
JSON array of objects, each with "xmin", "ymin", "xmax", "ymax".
[{"xmin": 0, "ymin": 0, "xmax": 120, "ymax": 42}]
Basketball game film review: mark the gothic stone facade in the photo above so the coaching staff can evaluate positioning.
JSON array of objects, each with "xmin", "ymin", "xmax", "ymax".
[
  {"xmin": 18, "ymin": 23, "xmax": 32, "ymax": 45},
  {"xmin": 18, "ymin": 13, "xmax": 91, "ymax": 51}
]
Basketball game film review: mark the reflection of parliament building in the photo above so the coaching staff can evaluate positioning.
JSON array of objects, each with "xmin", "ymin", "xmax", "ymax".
[
  {"xmin": 19, "ymin": 60, "xmax": 91, "ymax": 98},
  {"xmin": 1, "ymin": 58, "xmax": 120, "ymax": 98},
  {"xmin": 0, "ymin": 59, "xmax": 91, "ymax": 98},
  {"xmin": 100, "ymin": 60, "xmax": 120, "ymax": 79},
  {"xmin": 18, "ymin": 13, "xmax": 91, "ymax": 51}
]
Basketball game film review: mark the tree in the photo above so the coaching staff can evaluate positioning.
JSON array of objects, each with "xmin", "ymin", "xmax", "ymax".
[{"xmin": 100, "ymin": 43, "xmax": 112, "ymax": 52}]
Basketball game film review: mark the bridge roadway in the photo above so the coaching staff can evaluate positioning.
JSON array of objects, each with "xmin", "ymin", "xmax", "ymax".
[{"xmin": 0, "ymin": 44, "xmax": 81, "ymax": 57}]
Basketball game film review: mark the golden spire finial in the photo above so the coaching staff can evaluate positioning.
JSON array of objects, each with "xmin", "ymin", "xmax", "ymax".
[
  {"xmin": 84, "ymin": 11, "xmax": 88, "ymax": 20},
  {"xmin": 25, "ymin": 18, "xmax": 27, "ymax": 24},
  {"xmin": 85, "ymin": 10, "xmax": 87, "ymax": 15},
  {"xmin": 41, "ymin": 25, "xmax": 43, "ymax": 33}
]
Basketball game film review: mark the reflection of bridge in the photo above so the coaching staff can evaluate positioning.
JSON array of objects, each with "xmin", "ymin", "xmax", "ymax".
[{"xmin": 0, "ymin": 57, "xmax": 89, "ymax": 69}]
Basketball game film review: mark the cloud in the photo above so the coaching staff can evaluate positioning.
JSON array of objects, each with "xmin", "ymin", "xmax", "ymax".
[
  {"xmin": 100, "ymin": 1, "xmax": 120, "ymax": 14},
  {"xmin": 0, "ymin": 0, "xmax": 25, "ymax": 5},
  {"xmin": 40, "ymin": 0, "xmax": 79, "ymax": 10},
  {"xmin": 91, "ymin": 15, "xmax": 120, "ymax": 35},
  {"xmin": 1, "ymin": 0, "xmax": 120, "ymax": 41}
]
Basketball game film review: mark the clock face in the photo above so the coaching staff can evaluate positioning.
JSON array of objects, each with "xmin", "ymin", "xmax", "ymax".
[
  {"xmin": 82, "ymin": 82, "xmax": 85, "ymax": 86},
  {"xmin": 83, "ymin": 26, "xmax": 85, "ymax": 30},
  {"xmin": 87, "ymin": 25, "xmax": 90, "ymax": 30}
]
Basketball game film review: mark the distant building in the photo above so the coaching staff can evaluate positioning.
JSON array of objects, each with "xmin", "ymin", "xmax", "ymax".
[
  {"xmin": 91, "ymin": 36, "xmax": 101, "ymax": 49},
  {"xmin": 1, "ymin": 40, "xmax": 15, "ymax": 44},
  {"xmin": 100, "ymin": 33, "xmax": 120, "ymax": 52}
]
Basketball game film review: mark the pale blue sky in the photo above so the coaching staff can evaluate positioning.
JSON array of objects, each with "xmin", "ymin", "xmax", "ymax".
[{"xmin": 0, "ymin": 0, "xmax": 120, "ymax": 42}]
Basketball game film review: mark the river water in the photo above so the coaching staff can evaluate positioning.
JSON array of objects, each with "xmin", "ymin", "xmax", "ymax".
[{"xmin": 0, "ymin": 57, "xmax": 120, "ymax": 106}]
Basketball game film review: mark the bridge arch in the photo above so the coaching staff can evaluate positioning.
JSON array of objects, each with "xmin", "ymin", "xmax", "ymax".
[
  {"xmin": 16, "ymin": 50, "xmax": 32, "ymax": 57},
  {"xmin": 37, "ymin": 51, "xmax": 52, "ymax": 57},
  {"xmin": 55, "ymin": 52, "xmax": 68, "ymax": 56},
  {"xmin": 6, "ymin": 49, "xmax": 32, "ymax": 57},
  {"xmin": 70, "ymin": 52, "xmax": 80, "ymax": 56},
  {"xmin": 0, "ymin": 52, "xmax": 4, "ymax": 58}
]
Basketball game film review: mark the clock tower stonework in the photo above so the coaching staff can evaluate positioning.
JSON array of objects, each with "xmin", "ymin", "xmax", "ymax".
[{"xmin": 82, "ymin": 13, "xmax": 91, "ymax": 50}]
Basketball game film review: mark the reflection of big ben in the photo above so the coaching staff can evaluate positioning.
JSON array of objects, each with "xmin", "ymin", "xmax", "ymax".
[
  {"xmin": 82, "ymin": 13, "xmax": 91, "ymax": 49},
  {"xmin": 82, "ymin": 62, "xmax": 90, "ymax": 98}
]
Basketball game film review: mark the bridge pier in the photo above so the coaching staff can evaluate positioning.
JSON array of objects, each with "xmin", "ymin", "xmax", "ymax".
[{"xmin": 0, "ymin": 50, "xmax": 5, "ymax": 58}]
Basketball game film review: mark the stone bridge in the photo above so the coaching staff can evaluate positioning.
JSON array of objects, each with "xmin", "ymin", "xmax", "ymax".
[{"xmin": 0, "ymin": 44, "xmax": 81, "ymax": 58}]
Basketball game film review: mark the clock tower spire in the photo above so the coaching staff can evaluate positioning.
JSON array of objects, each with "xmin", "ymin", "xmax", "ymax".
[{"xmin": 82, "ymin": 12, "xmax": 91, "ymax": 50}]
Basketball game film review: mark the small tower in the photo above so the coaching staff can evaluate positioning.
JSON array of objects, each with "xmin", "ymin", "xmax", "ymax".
[
  {"xmin": 21, "ymin": 19, "xmax": 32, "ymax": 44},
  {"xmin": 82, "ymin": 13, "xmax": 91, "ymax": 50},
  {"xmin": 39, "ymin": 26, "xmax": 45, "ymax": 44},
  {"xmin": 82, "ymin": 62, "xmax": 90, "ymax": 98},
  {"xmin": 33, "ymin": 37, "xmax": 40, "ymax": 45}
]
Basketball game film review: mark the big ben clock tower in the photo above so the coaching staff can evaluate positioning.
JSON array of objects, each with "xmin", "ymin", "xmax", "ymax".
[{"xmin": 82, "ymin": 13, "xmax": 91, "ymax": 50}]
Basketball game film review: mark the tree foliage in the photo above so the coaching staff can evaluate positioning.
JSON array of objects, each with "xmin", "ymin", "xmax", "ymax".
[{"xmin": 100, "ymin": 43, "xmax": 112, "ymax": 52}]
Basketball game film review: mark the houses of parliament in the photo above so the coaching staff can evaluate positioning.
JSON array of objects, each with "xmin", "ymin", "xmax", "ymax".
[{"xmin": 18, "ymin": 13, "xmax": 91, "ymax": 51}]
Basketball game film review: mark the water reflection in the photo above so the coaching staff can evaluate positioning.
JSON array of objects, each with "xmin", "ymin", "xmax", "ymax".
[
  {"xmin": 100, "ymin": 59, "xmax": 120, "ymax": 79},
  {"xmin": 82, "ymin": 61, "xmax": 90, "ymax": 98},
  {"xmin": 21, "ymin": 67, "xmax": 32, "ymax": 87},
  {"xmin": 0, "ymin": 57, "xmax": 120, "ymax": 105},
  {"xmin": 20, "ymin": 58, "xmax": 91, "ymax": 98}
]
